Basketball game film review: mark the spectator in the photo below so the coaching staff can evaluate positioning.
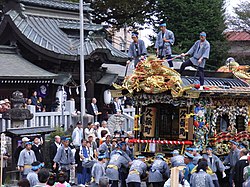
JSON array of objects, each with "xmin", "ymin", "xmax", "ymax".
[
  {"xmin": 224, "ymin": 140, "xmax": 241, "ymax": 187},
  {"xmin": 49, "ymin": 135, "xmax": 61, "ymax": 173},
  {"xmin": 30, "ymin": 91, "xmax": 38, "ymax": 106},
  {"xmin": 98, "ymin": 121, "xmax": 110, "ymax": 139},
  {"xmin": 88, "ymin": 134, "xmax": 98, "ymax": 159},
  {"xmin": 99, "ymin": 134, "xmax": 112, "ymax": 160},
  {"xmin": 80, "ymin": 139, "xmax": 92, "ymax": 186},
  {"xmin": 3, "ymin": 99, "xmax": 11, "ymax": 110},
  {"xmin": 27, "ymin": 99, "xmax": 32, "ymax": 105},
  {"xmin": 75, "ymin": 141, "xmax": 84, "ymax": 186},
  {"xmin": 112, "ymin": 97, "xmax": 123, "ymax": 114},
  {"xmin": 124, "ymin": 97, "xmax": 133, "ymax": 108},
  {"xmin": 84, "ymin": 122, "xmax": 94, "ymax": 140},
  {"xmin": 46, "ymin": 173, "xmax": 56, "ymax": 187},
  {"xmin": 32, "ymin": 137, "xmax": 44, "ymax": 163},
  {"xmin": 18, "ymin": 179, "xmax": 30, "ymax": 187},
  {"xmin": 0, "ymin": 100, "xmax": 8, "ymax": 113},
  {"xmin": 33, "ymin": 168, "xmax": 50, "ymax": 187},
  {"xmin": 243, "ymin": 155, "xmax": 250, "ymax": 182},
  {"xmin": 54, "ymin": 171, "xmax": 71, "ymax": 187},
  {"xmin": 233, "ymin": 149, "xmax": 249, "ymax": 187},
  {"xmin": 36, "ymin": 97, "xmax": 45, "ymax": 112},
  {"xmin": 99, "ymin": 177, "xmax": 109, "ymax": 187},
  {"xmin": 14, "ymin": 137, "xmax": 29, "ymax": 165},
  {"xmin": 51, "ymin": 97, "xmax": 60, "ymax": 112},
  {"xmin": 72, "ymin": 121, "xmax": 84, "ymax": 148},
  {"xmin": 87, "ymin": 98, "xmax": 102, "ymax": 122},
  {"xmin": 190, "ymin": 161, "xmax": 214, "ymax": 187},
  {"xmin": 1, "ymin": 145, "xmax": 10, "ymax": 185}
]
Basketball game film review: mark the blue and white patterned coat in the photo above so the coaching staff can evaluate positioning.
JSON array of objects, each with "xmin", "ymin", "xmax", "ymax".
[
  {"xmin": 106, "ymin": 152, "xmax": 130, "ymax": 181},
  {"xmin": 203, "ymin": 154, "xmax": 225, "ymax": 180},
  {"xmin": 148, "ymin": 158, "xmax": 170, "ymax": 183},
  {"xmin": 126, "ymin": 159, "xmax": 147, "ymax": 183},
  {"xmin": 155, "ymin": 30, "xmax": 175, "ymax": 56},
  {"xmin": 187, "ymin": 40, "xmax": 210, "ymax": 68},
  {"xmin": 190, "ymin": 170, "xmax": 214, "ymax": 187}
]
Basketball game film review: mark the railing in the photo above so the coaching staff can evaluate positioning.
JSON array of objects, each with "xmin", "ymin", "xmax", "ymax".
[
  {"xmin": 0, "ymin": 101, "xmax": 135, "ymax": 133},
  {"xmin": 0, "ymin": 100, "xmax": 79, "ymax": 132},
  {"xmin": 122, "ymin": 108, "xmax": 135, "ymax": 132}
]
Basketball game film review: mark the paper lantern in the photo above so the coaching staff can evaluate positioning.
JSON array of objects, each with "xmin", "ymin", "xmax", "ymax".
[{"xmin": 104, "ymin": 90, "xmax": 112, "ymax": 104}]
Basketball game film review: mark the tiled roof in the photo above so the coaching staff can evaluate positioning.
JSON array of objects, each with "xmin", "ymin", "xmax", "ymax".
[
  {"xmin": 182, "ymin": 76, "xmax": 250, "ymax": 95},
  {"xmin": 20, "ymin": 0, "xmax": 93, "ymax": 12},
  {"xmin": 226, "ymin": 31, "xmax": 250, "ymax": 41},
  {"xmin": 0, "ymin": 45, "xmax": 57, "ymax": 79},
  {"xmin": 58, "ymin": 22, "xmax": 103, "ymax": 31},
  {"xmin": 2, "ymin": 10, "xmax": 127, "ymax": 62},
  {"xmin": 5, "ymin": 126, "xmax": 55, "ymax": 136}
]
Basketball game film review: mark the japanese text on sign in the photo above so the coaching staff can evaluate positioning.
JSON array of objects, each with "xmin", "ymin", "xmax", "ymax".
[
  {"xmin": 179, "ymin": 108, "xmax": 187, "ymax": 139},
  {"xmin": 143, "ymin": 107, "xmax": 156, "ymax": 137}
]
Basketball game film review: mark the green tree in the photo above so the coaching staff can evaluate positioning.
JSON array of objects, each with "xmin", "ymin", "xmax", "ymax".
[
  {"xmin": 70, "ymin": 0, "xmax": 158, "ymax": 29},
  {"xmin": 227, "ymin": 1, "xmax": 250, "ymax": 31},
  {"xmin": 156, "ymin": 0, "xmax": 228, "ymax": 69}
]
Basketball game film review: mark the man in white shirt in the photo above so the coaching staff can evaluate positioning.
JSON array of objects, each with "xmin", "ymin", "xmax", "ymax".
[
  {"xmin": 98, "ymin": 121, "xmax": 110, "ymax": 139},
  {"xmin": 84, "ymin": 122, "xmax": 94, "ymax": 140},
  {"xmin": 72, "ymin": 121, "xmax": 84, "ymax": 147}
]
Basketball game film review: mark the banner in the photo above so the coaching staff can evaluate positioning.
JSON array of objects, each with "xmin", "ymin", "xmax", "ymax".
[{"xmin": 143, "ymin": 107, "xmax": 157, "ymax": 137}]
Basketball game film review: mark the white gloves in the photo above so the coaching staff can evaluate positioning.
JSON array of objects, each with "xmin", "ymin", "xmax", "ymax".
[{"xmin": 222, "ymin": 171, "xmax": 226, "ymax": 178}]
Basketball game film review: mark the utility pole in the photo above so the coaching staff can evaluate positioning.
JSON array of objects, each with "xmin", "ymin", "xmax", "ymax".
[{"xmin": 79, "ymin": 0, "xmax": 86, "ymax": 121}]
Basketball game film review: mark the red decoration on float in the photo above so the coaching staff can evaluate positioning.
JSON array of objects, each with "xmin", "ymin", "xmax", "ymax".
[{"xmin": 128, "ymin": 139, "xmax": 193, "ymax": 145}]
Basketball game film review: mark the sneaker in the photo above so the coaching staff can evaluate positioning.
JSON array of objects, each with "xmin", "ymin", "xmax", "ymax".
[
  {"xmin": 78, "ymin": 184, "xmax": 85, "ymax": 187},
  {"xmin": 198, "ymin": 86, "xmax": 204, "ymax": 90}
]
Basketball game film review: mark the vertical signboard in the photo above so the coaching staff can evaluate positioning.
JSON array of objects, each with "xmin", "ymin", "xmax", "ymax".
[
  {"xmin": 143, "ymin": 107, "xmax": 157, "ymax": 137},
  {"xmin": 179, "ymin": 108, "xmax": 187, "ymax": 139}
]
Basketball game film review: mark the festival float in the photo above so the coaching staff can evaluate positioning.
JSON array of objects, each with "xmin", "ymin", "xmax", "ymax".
[{"xmin": 114, "ymin": 56, "xmax": 250, "ymax": 156}]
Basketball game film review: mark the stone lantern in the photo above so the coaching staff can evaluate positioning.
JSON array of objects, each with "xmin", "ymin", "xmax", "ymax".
[{"xmin": 2, "ymin": 90, "xmax": 33, "ymax": 128}]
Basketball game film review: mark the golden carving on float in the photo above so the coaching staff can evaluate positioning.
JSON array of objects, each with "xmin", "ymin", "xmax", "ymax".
[{"xmin": 113, "ymin": 56, "xmax": 192, "ymax": 97}]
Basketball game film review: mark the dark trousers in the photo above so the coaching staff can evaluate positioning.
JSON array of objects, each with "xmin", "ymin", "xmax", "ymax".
[
  {"xmin": 2, "ymin": 167, "xmax": 6, "ymax": 184},
  {"xmin": 229, "ymin": 173, "xmax": 233, "ymax": 187},
  {"xmin": 120, "ymin": 172, "xmax": 128, "ymax": 187},
  {"xmin": 128, "ymin": 182, "xmax": 141, "ymax": 187},
  {"xmin": 110, "ymin": 180, "xmax": 119, "ymax": 187},
  {"xmin": 180, "ymin": 59, "xmax": 204, "ymax": 85},
  {"xmin": 213, "ymin": 180, "xmax": 220, "ymax": 187},
  {"xmin": 166, "ymin": 55, "xmax": 173, "ymax": 68},
  {"xmin": 152, "ymin": 182, "xmax": 164, "ymax": 187},
  {"xmin": 159, "ymin": 54, "xmax": 173, "ymax": 68}
]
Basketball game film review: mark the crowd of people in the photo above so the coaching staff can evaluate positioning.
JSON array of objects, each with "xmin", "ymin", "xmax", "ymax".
[
  {"xmin": 9, "ymin": 119, "xmax": 250, "ymax": 187},
  {"xmin": 0, "ymin": 98, "xmax": 11, "ymax": 113}
]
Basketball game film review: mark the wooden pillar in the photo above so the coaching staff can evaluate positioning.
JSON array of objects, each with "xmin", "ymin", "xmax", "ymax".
[{"xmin": 134, "ymin": 103, "xmax": 140, "ymax": 153}]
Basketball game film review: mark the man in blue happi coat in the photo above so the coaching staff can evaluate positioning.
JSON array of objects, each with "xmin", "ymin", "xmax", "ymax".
[
  {"xmin": 155, "ymin": 21, "xmax": 175, "ymax": 68},
  {"xmin": 128, "ymin": 31, "xmax": 147, "ymax": 67},
  {"xmin": 180, "ymin": 32, "xmax": 210, "ymax": 90}
]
